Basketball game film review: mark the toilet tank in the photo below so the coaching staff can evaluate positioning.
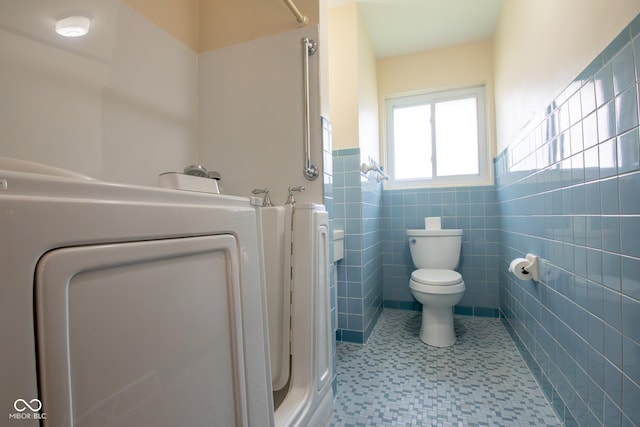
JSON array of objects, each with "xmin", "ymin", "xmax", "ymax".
[{"xmin": 407, "ymin": 229, "xmax": 463, "ymax": 269}]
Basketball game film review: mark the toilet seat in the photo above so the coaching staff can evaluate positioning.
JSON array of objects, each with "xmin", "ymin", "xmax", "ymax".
[
  {"xmin": 409, "ymin": 269, "xmax": 465, "ymax": 295},
  {"xmin": 411, "ymin": 269, "xmax": 462, "ymax": 285}
]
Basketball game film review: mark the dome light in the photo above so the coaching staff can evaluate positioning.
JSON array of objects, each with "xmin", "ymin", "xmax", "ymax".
[{"xmin": 55, "ymin": 16, "xmax": 91, "ymax": 37}]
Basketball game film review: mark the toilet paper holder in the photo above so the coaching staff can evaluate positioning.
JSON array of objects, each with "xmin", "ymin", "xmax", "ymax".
[{"xmin": 510, "ymin": 253, "xmax": 540, "ymax": 281}]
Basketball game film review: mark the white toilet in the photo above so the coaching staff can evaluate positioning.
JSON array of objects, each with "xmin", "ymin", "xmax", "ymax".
[{"xmin": 407, "ymin": 228, "xmax": 465, "ymax": 347}]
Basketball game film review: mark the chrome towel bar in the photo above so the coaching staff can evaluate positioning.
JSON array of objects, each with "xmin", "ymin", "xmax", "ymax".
[{"xmin": 361, "ymin": 162, "xmax": 390, "ymax": 182}]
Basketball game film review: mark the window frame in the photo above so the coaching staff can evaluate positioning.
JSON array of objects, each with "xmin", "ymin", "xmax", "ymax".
[{"xmin": 384, "ymin": 85, "xmax": 490, "ymax": 189}]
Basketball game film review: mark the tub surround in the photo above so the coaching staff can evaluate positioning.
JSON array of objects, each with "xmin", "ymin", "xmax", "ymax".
[{"xmin": 0, "ymin": 2, "xmax": 198, "ymax": 186}]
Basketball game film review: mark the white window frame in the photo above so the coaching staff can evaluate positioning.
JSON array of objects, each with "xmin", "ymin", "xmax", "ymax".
[{"xmin": 384, "ymin": 85, "xmax": 490, "ymax": 189}]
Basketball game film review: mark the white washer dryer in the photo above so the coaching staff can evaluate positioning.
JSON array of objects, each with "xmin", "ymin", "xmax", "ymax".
[{"xmin": 0, "ymin": 158, "xmax": 273, "ymax": 427}]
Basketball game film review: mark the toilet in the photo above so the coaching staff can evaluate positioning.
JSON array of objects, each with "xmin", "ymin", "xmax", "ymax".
[{"xmin": 407, "ymin": 228, "xmax": 465, "ymax": 347}]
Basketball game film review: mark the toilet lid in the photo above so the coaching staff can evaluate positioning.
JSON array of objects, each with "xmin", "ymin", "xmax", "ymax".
[{"xmin": 411, "ymin": 269, "xmax": 462, "ymax": 286}]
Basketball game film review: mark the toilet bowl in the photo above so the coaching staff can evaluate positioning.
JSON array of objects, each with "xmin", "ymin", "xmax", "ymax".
[
  {"xmin": 409, "ymin": 269, "xmax": 465, "ymax": 347},
  {"xmin": 407, "ymin": 228, "xmax": 465, "ymax": 347}
]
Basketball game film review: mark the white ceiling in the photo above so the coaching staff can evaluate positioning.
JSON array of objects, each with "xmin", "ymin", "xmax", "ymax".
[{"xmin": 329, "ymin": 0, "xmax": 504, "ymax": 58}]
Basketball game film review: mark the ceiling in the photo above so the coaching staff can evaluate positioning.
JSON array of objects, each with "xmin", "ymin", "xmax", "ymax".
[{"xmin": 329, "ymin": 0, "xmax": 504, "ymax": 58}]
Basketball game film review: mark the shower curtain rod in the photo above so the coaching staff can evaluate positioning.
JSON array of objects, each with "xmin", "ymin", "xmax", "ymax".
[{"xmin": 283, "ymin": 0, "xmax": 308, "ymax": 25}]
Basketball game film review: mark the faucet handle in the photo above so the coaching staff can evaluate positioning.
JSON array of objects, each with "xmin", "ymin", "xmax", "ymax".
[
  {"xmin": 285, "ymin": 186, "xmax": 305, "ymax": 205},
  {"xmin": 251, "ymin": 188, "xmax": 273, "ymax": 207},
  {"xmin": 262, "ymin": 191, "xmax": 273, "ymax": 207}
]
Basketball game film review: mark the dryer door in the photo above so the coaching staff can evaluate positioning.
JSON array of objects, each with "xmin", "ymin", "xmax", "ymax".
[{"xmin": 35, "ymin": 235, "xmax": 248, "ymax": 427}]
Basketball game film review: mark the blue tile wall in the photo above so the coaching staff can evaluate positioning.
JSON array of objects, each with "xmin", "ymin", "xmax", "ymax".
[
  {"xmin": 381, "ymin": 186, "xmax": 502, "ymax": 316},
  {"xmin": 333, "ymin": 148, "xmax": 383, "ymax": 343},
  {"xmin": 496, "ymin": 16, "xmax": 640, "ymax": 426}
]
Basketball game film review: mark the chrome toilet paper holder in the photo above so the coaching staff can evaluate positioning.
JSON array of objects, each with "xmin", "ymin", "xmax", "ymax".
[{"xmin": 520, "ymin": 254, "xmax": 539, "ymax": 281}]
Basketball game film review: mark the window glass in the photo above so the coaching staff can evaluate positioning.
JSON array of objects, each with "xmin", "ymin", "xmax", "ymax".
[
  {"xmin": 385, "ymin": 86, "xmax": 489, "ymax": 188},
  {"xmin": 393, "ymin": 104, "xmax": 432, "ymax": 180},
  {"xmin": 435, "ymin": 97, "xmax": 479, "ymax": 177}
]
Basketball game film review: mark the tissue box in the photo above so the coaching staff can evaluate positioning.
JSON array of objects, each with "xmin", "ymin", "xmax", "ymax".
[{"xmin": 425, "ymin": 217, "xmax": 441, "ymax": 229}]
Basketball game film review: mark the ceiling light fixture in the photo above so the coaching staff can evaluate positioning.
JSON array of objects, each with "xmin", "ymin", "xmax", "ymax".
[{"xmin": 55, "ymin": 16, "xmax": 91, "ymax": 37}]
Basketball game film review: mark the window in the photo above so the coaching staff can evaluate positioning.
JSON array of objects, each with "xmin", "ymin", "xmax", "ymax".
[{"xmin": 385, "ymin": 86, "xmax": 489, "ymax": 188}]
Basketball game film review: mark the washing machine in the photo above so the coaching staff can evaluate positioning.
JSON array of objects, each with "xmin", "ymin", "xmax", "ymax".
[{"xmin": 0, "ymin": 157, "xmax": 274, "ymax": 427}]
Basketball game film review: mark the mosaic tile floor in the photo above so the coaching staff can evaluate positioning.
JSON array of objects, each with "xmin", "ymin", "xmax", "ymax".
[{"xmin": 328, "ymin": 309, "xmax": 562, "ymax": 427}]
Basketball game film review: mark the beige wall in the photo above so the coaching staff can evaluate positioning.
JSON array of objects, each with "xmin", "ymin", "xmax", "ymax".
[
  {"xmin": 494, "ymin": 0, "xmax": 640, "ymax": 152},
  {"xmin": 328, "ymin": 4, "xmax": 359, "ymax": 151},
  {"xmin": 357, "ymin": 9, "xmax": 380, "ymax": 162},
  {"xmin": 122, "ymin": 0, "xmax": 198, "ymax": 51},
  {"xmin": 377, "ymin": 40, "xmax": 497, "ymax": 159},
  {"xmin": 121, "ymin": 0, "xmax": 319, "ymax": 53},
  {"xmin": 328, "ymin": 3, "xmax": 379, "ymax": 161},
  {"xmin": 198, "ymin": 0, "xmax": 319, "ymax": 53}
]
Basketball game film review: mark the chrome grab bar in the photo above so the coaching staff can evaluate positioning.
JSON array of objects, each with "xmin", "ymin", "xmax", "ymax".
[{"xmin": 301, "ymin": 37, "xmax": 318, "ymax": 181}]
